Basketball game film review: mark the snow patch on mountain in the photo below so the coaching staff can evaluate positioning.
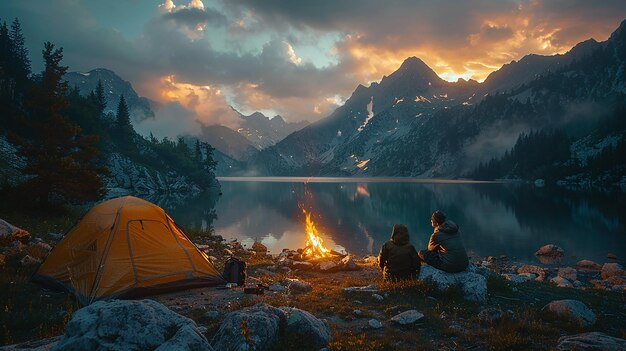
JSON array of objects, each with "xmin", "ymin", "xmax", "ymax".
[{"xmin": 358, "ymin": 97, "xmax": 375, "ymax": 132}]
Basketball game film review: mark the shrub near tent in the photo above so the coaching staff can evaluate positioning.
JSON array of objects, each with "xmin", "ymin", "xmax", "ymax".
[{"xmin": 32, "ymin": 196, "xmax": 224, "ymax": 305}]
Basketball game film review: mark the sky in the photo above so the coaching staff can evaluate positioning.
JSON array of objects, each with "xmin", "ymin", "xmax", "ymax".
[{"xmin": 2, "ymin": 0, "xmax": 626, "ymax": 137}]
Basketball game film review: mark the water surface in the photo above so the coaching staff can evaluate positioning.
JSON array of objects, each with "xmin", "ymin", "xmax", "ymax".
[{"xmin": 170, "ymin": 178, "xmax": 626, "ymax": 265}]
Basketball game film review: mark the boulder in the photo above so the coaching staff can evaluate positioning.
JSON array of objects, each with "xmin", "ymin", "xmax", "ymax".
[
  {"xmin": 279, "ymin": 307, "xmax": 331, "ymax": 349},
  {"xmin": 0, "ymin": 219, "xmax": 30, "ymax": 242},
  {"xmin": 251, "ymin": 241, "xmax": 267, "ymax": 253},
  {"xmin": 535, "ymin": 244, "xmax": 564, "ymax": 257},
  {"xmin": 390, "ymin": 310, "xmax": 424, "ymax": 325},
  {"xmin": 212, "ymin": 304, "xmax": 285, "ymax": 351},
  {"xmin": 607, "ymin": 253, "xmax": 618, "ymax": 260},
  {"xmin": 372, "ymin": 294, "xmax": 384, "ymax": 302},
  {"xmin": 478, "ymin": 308, "xmax": 505, "ymax": 324},
  {"xmin": 517, "ymin": 265, "xmax": 546, "ymax": 281},
  {"xmin": 52, "ymin": 299, "xmax": 211, "ymax": 351},
  {"xmin": 601, "ymin": 263, "xmax": 625, "ymax": 279},
  {"xmin": 419, "ymin": 266, "xmax": 487, "ymax": 302},
  {"xmin": 542, "ymin": 299, "xmax": 596, "ymax": 327},
  {"xmin": 550, "ymin": 276, "xmax": 573, "ymax": 288},
  {"xmin": 576, "ymin": 260, "xmax": 602, "ymax": 270},
  {"xmin": 557, "ymin": 332, "xmax": 626, "ymax": 350},
  {"xmin": 286, "ymin": 279, "xmax": 312, "ymax": 294},
  {"xmin": 269, "ymin": 283, "xmax": 286, "ymax": 292},
  {"xmin": 368, "ymin": 319, "xmax": 383, "ymax": 329},
  {"xmin": 558, "ymin": 267, "xmax": 577, "ymax": 281},
  {"xmin": 319, "ymin": 260, "xmax": 338, "ymax": 271}
]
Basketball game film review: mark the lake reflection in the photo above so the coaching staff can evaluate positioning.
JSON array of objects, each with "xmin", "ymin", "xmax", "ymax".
[{"xmin": 174, "ymin": 179, "xmax": 626, "ymax": 264}]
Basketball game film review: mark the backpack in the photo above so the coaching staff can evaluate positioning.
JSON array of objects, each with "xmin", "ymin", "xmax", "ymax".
[{"xmin": 223, "ymin": 257, "xmax": 246, "ymax": 285}]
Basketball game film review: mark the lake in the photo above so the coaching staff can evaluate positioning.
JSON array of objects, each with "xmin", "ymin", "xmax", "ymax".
[{"xmin": 169, "ymin": 178, "xmax": 626, "ymax": 265}]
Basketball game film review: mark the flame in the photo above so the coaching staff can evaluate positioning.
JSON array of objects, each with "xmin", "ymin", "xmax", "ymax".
[{"xmin": 301, "ymin": 208, "xmax": 332, "ymax": 258}]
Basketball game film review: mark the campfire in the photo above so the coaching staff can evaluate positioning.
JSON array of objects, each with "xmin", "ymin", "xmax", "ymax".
[
  {"xmin": 273, "ymin": 206, "xmax": 359, "ymax": 273},
  {"xmin": 301, "ymin": 208, "xmax": 332, "ymax": 259}
]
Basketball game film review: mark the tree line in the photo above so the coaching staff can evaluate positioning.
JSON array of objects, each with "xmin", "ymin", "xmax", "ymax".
[{"xmin": 0, "ymin": 18, "xmax": 216, "ymax": 209}]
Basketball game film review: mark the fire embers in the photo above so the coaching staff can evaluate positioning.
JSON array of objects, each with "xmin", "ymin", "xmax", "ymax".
[{"xmin": 301, "ymin": 208, "xmax": 332, "ymax": 259}]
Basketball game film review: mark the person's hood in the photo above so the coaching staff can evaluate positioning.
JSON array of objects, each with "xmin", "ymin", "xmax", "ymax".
[
  {"xmin": 436, "ymin": 220, "xmax": 459, "ymax": 234},
  {"xmin": 391, "ymin": 229, "xmax": 410, "ymax": 245}
]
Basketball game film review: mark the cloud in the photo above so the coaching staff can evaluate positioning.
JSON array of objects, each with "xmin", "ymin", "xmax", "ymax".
[{"xmin": 3, "ymin": 0, "xmax": 626, "ymax": 130}]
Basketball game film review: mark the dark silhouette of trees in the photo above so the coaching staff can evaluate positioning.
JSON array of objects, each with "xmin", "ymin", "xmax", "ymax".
[{"xmin": 11, "ymin": 42, "xmax": 106, "ymax": 204}]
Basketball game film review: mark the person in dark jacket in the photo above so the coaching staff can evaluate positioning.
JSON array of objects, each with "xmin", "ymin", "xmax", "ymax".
[
  {"xmin": 378, "ymin": 224, "xmax": 420, "ymax": 281},
  {"xmin": 418, "ymin": 210, "xmax": 469, "ymax": 273}
]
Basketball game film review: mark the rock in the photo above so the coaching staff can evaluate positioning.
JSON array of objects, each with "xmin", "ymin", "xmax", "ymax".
[
  {"xmin": 601, "ymin": 263, "xmax": 625, "ymax": 279},
  {"xmin": 342, "ymin": 284, "xmax": 378, "ymax": 294},
  {"xmin": 502, "ymin": 273, "xmax": 535, "ymax": 283},
  {"xmin": 252, "ymin": 241, "xmax": 267, "ymax": 253},
  {"xmin": 535, "ymin": 244, "xmax": 564, "ymax": 257},
  {"xmin": 605, "ymin": 276, "xmax": 626, "ymax": 286},
  {"xmin": 31, "ymin": 241, "xmax": 52, "ymax": 253},
  {"xmin": 607, "ymin": 253, "xmax": 618, "ymax": 260},
  {"xmin": 558, "ymin": 267, "xmax": 577, "ymax": 281},
  {"xmin": 293, "ymin": 261, "xmax": 314, "ymax": 270},
  {"xmin": 269, "ymin": 283, "xmax": 286, "ymax": 292},
  {"xmin": 419, "ymin": 266, "xmax": 487, "ymax": 302},
  {"xmin": 368, "ymin": 319, "xmax": 383, "ymax": 329},
  {"xmin": 53, "ymin": 299, "xmax": 211, "ymax": 351},
  {"xmin": 542, "ymin": 299, "xmax": 596, "ymax": 327},
  {"xmin": 478, "ymin": 308, "xmax": 505, "ymax": 324},
  {"xmin": 390, "ymin": 310, "xmax": 424, "ymax": 325},
  {"xmin": 20, "ymin": 255, "xmax": 42, "ymax": 267},
  {"xmin": 363, "ymin": 256, "xmax": 378, "ymax": 265},
  {"xmin": 279, "ymin": 307, "xmax": 331, "ymax": 349},
  {"xmin": 212, "ymin": 304, "xmax": 285, "ymax": 351},
  {"xmin": 517, "ymin": 265, "xmax": 546, "ymax": 281},
  {"xmin": 550, "ymin": 276, "xmax": 573, "ymax": 288},
  {"xmin": 338, "ymin": 255, "xmax": 359, "ymax": 271},
  {"xmin": 557, "ymin": 332, "xmax": 626, "ymax": 350},
  {"xmin": 576, "ymin": 260, "xmax": 602, "ymax": 270},
  {"xmin": 319, "ymin": 260, "xmax": 338, "ymax": 271},
  {"xmin": 0, "ymin": 219, "xmax": 30, "ymax": 242},
  {"xmin": 277, "ymin": 257, "xmax": 294, "ymax": 267},
  {"xmin": 534, "ymin": 179, "xmax": 545, "ymax": 187},
  {"xmin": 286, "ymin": 279, "xmax": 312, "ymax": 294},
  {"xmin": 353, "ymin": 309, "xmax": 362, "ymax": 316},
  {"xmin": 372, "ymin": 294, "xmax": 384, "ymax": 302}
]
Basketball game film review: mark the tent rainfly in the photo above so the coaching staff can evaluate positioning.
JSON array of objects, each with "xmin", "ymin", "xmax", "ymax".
[{"xmin": 32, "ymin": 196, "xmax": 224, "ymax": 305}]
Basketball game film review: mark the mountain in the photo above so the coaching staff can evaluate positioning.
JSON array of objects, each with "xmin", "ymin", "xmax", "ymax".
[
  {"xmin": 64, "ymin": 68, "xmax": 155, "ymax": 122},
  {"xmin": 247, "ymin": 20, "xmax": 626, "ymax": 183},
  {"xmin": 198, "ymin": 125, "xmax": 259, "ymax": 161},
  {"xmin": 236, "ymin": 111, "xmax": 309, "ymax": 149}
]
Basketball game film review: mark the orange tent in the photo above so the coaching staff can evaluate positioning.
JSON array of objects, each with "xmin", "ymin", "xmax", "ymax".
[{"xmin": 33, "ymin": 196, "xmax": 224, "ymax": 305}]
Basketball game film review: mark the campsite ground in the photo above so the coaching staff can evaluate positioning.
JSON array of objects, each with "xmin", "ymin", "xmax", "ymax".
[{"xmin": 1, "ymin": 214, "xmax": 625, "ymax": 350}]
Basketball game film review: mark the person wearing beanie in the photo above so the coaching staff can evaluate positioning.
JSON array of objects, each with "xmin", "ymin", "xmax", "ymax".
[
  {"xmin": 418, "ymin": 210, "xmax": 469, "ymax": 273},
  {"xmin": 378, "ymin": 224, "xmax": 421, "ymax": 281}
]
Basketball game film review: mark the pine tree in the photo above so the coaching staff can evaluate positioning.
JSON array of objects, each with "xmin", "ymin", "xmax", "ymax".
[
  {"xmin": 202, "ymin": 142, "xmax": 217, "ymax": 173},
  {"xmin": 116, "ymin": 95, "xmax": 131, "ymax": 129},
  {"xmin": 15, "ymin": 42, "xmax": 105, "ymax": 204},
  {"xmin": 94, "ymin": 79, "xmax": 106, "ymax": 114},
  {"xmin": 195, "ymin": 139, "xmax": 202, "ymax": 162},
  {"xmin": 8, "ymin": 18, "xmax": 30, "ymax": 89}
]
